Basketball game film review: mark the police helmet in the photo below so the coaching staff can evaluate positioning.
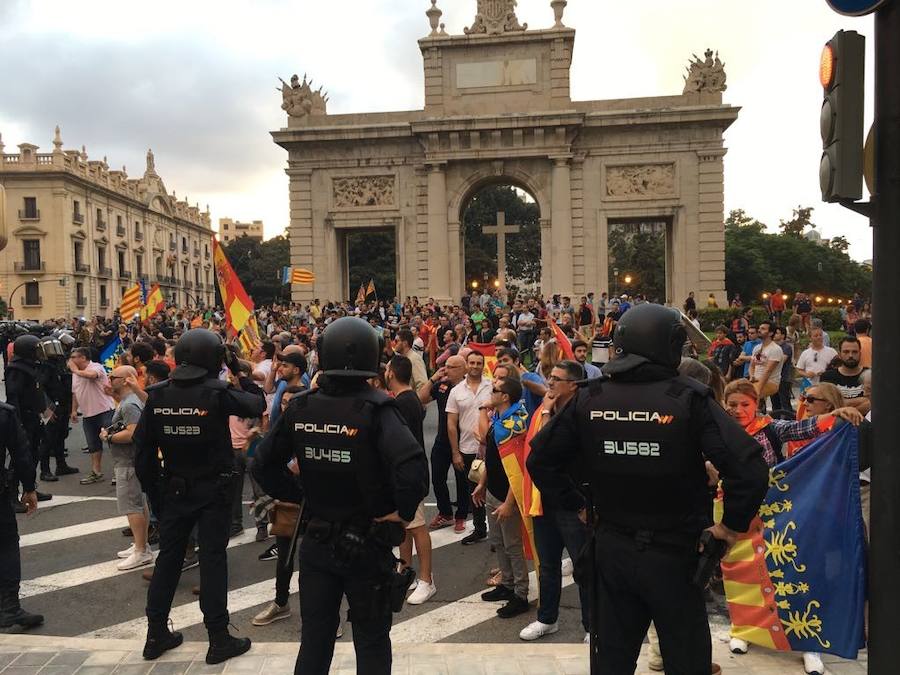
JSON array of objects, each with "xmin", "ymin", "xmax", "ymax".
[
  {"xmin": 318, "ymin": 316, "xmax": 381, "ymax": 378},
  {"xmin": 602, "ymin": 303, "xmax": 686, "ymax": 375},
  {"xmin": 37, "ymin": 337, "xmax": 65, "ymax": 360},
  {"xmin": 13, "ymin": 334, "xmax": 41, "ymax": 361},
  {"xmin": 171, "ymin": 328, "xmax": 224, "ymax": 381}
]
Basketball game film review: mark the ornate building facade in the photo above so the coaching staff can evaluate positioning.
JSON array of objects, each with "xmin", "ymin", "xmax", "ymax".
[{"xmin": 0, "ymin": 128, "xmax": 215, "ymax": 321}]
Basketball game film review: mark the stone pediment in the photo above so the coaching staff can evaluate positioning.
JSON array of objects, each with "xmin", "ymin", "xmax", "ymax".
[
  {"xmin": 149, "ymin": 194, "xmax": 172, "ymax": 216},
  {"xmin": 13, "ymin": 224, "xmax": 47, "ymax": 238}
]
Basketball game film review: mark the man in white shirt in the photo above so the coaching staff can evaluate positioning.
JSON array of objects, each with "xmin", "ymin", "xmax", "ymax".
[
  {"xmin": 749, "ymin": 321, "xmax": 785, "ymax": 402},
  {"xmin": 446, "ymin": 350, "xmax": 493, "ymax": 544},
  {"xmin": 795, "ymin": 327, "xmax": 838, "ymax": 386}
]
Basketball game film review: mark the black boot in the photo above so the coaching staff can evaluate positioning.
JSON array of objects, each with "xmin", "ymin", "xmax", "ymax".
[
  {"xmin": 142, "ymin": 624, "xmax": 183, "ymax": 660},
  {"xmin": 0, "ymin": 588, "xmax": 44, "ymax": 629},
  {"xmin": 55, "ymin": 463, "xmax": 79, "ymax": 476},
  {"xmin": 206, "ymin": 629, "xmax": 251, "ymax": 665}
]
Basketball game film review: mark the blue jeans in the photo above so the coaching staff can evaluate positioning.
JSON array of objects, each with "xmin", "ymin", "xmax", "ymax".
[{"xmin": 533, "ymin": 507, "xmax": 591, "ymax": 630}]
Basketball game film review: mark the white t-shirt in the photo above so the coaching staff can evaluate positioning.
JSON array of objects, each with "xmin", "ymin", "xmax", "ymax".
[
  {"xmin": 445, "ymin": 377, "xmax": 493, "ymax": 455},
  {"xmin": 751, "ymin": 341, "xmax": 785, "ymax": 386},
  {"xmin": 795, "ymin": 346, "xmax": 838, "ymax": 384}
]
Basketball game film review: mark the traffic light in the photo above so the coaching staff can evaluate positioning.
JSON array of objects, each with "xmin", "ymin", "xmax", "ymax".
[{"xmin": 819, "ymin": 30, "xmax": 865, "ymax": 202}]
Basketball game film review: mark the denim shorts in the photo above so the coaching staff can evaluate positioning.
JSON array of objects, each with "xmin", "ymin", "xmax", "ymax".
[{"xmin": 83, "ymin": 409, "xmax": 113, "ymax": 453}]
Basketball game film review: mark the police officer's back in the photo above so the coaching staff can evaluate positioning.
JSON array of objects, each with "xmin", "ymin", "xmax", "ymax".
[
  {"xmin": 35, "ymin": 335, "xmax": 78, "ymax": 480},
  {"xmin": 253, "ymin": 317, "xmax": 428, "ymax": 675},
  {"xmin": 527, "ymin": 304, "xmax": 768, "ymax": 675},
  {"xmin": 0, "ymin": 401, "xmax": 43, "ymax": 629},
  {"xmin": 134, "ymin": 328, "xmax": 265, "ymax": 665}
]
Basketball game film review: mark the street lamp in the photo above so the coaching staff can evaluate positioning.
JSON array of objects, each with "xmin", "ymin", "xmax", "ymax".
[
  {"xmin": 624, "ymin": 274, "xmax": 633, "ymax": 285},
  {"xmin": 613, "ymin": 267, "xmax": 619, "ymax": 295}
]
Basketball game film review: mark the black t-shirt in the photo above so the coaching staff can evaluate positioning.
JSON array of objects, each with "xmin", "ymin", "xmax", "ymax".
[
  {"xmin": 430, "ymin": 379, "xmax": 453, "ymax": 448},
  {"xmin": 394, "ymin": 389, "xmax": 425, "ymax": 450},
  {"xmin": 820, "ymin": 368, "xmax": 868, "ymax": 400},
  {"xmin": 484, "ymin": 425, "xmax": 510, "ymax": 502}
]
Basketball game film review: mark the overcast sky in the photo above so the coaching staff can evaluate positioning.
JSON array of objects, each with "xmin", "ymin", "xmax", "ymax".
[{"xmin": 0, "ymin": 0, "xmax": 876, "ymax": 261}]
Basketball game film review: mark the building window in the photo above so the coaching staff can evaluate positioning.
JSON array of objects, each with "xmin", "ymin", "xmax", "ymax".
[
  {"xmin": 155, "ymin": 257, "xmax": 163, "ymax": 277},
  {"xmin": 73, "ymin": 200, "xmax": 83, "ymax": 224},
  {"xmin": 21, "ymin": 197, "xmax": 39, "ymax": 220},
  {"xmin": 24, "ymin": 281, "xmax": 40, "ymax": 306},
  {"xmin": 135, "ymin": 220, "xmax": 143, "ymax": 240},
  {"xmin": 76, "ymin": 282, "xmax": 85, "ymax": 306},
  {"xmin": 118, "ymin": 250, "xmax": 126, "ymax": 276},
  {"xmin": 194, "ymin": 269, "xmax": 200, "ymax": 286},
  {"xmin": 23, "ymin": 240, "xmax": 41, "ymax": 270},
  {"xmin": 98, "ymin": 246, "xmax": 106, "ymax": 272},
  {"xmin": 74, "ymin": 241, "xmax": 84, "ymax": 268},
  {"xmin": 183, "ymin": 265, "xmax": 188, "ymax": 283},
  {"xmin": 181, "ymin": 236, "xmax": 188, "ymax": 253},
  {"xmin": 99, "ymin": 285, "xmax": 108, "ymax": 306},
  {"xmin": 136, "ymin": 254, "xmax": 143, "ymax": 277}
]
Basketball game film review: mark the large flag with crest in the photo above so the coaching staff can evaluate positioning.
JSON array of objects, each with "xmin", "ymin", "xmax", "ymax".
[
  {"xmin": 212, "ymin": 236, "xmax": 254, "ymax": 333},
  {"xmin": 721, "ymin": 423, "xmax": 867, "ymax": 659}
]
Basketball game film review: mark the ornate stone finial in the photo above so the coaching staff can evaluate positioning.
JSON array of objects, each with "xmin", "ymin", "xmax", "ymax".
[
  {"xmin": 53, "ymin": 125, "xmax": 63, "ymax": 151},
  {"xmin": 426, "ymin": 0, "xmax": 442, "ymax": 36},
  {"xmin": 465, "ymin": 0, "xmax": 527, "ymax": 35},
  {"xmin": 146, "ymin": 148, "xmax": 157, "ymax": 174},
  {"xmin": 550, "ymin": 0, "xmax": 567, "ymax": 28},
  {"xmin": 439, "ymin": 23, "xmax": 448, "ymax": 36},
  {"xmin": 206, "ymin": 204, "xmax": 210, "ymax": 214},
  {"xmin": 81, "ymin": 145, "xmax": 88, "ymax": 161},
  {"xmin": 683, "ymin": 49, "xmax": 727, "ymax": 94},
  {"xmin": 122, "ymin": 165, "xmax": 127, "ymax": 174},
  {"xmin": 278, "ymin": 73, "xmax": 328, "ymax": 119}
]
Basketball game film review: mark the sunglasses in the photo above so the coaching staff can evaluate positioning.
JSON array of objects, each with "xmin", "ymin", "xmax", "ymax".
[
  {"xmin": 547, "ymin": 375, "xmax": 575, "ymax": 383},
  {"xmin": 803, "ymin": 395, "xmax": 823, "ymax": 404}
]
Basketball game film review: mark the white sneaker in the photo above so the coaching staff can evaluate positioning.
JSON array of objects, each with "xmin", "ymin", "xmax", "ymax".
[
  {"xmin": 117, "ymin": 543, "xmax": 136, "ymax": 559},
  {"xmin": 729, "ymin": 637, "xmax": 749, "ymax": 654},
  {"xmin": 803, "ymin": 652, "xmax": 824, "ymax": 675},
  {"xmin": 561, "ymin": 559, "xmax": 574, "ymax": 576},
  {"xmin": 519, "ymin": 620, "xmax": 559, "ymax": 641},
  {"xmin": 117, "ymin": 549, "xmax": 154, "ymax": 571},
  {"xmin": 407, "ymin": 579, "xmax": 437, "ymax": 605}
]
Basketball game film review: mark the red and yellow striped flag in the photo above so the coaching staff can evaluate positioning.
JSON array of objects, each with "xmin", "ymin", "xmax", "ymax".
[
  {"xmin": 212, "ymin": 236, "xmax": 254, "ymax": 333},
  {"xmin": 291, "ymin": 268, "xmax": 315, "ymax": 284},
  {"xmin": 238, "ymin": 316, "xmax": 262, "ymax": 356},
  {"xmin": 119, "ymin": 283, "xmax": 143, "ymax": 322}
]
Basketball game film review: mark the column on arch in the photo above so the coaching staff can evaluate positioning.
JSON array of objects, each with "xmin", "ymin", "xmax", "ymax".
[
  {"xmin": 550, "ymin": 156, "xmax": 574, "ymax": 296},
  {"xmin": 539, "ymin": 217, "xmax": 553, "ymax": 295},
  {"xmin": 426, "ymin": 162, "xmax": 451, "ymax": 303},
  {"xmin": 287, "ymin": 167, "xmax": 316, "ymax": 304}
]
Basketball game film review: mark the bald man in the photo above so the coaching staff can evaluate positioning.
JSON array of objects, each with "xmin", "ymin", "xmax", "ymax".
[
  {"xmin": 418, "ymin": 354, "xmax": 469, "ymax": 531},
  {"xmin": 101, "ymin": 366, "xmax": 153, "ymax": 570}
]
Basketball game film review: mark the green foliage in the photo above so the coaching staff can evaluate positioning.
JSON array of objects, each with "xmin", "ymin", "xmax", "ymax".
[
  {"xmin": 348, "ymin": 231, "xmax": 397, "ymax": 300},
  {"xmin": 222, "ymin": 235, "xmax": 291, "ymax": 306},
  {"xmin": 607, "ymin": 225, "xmax": 667, "ymax": 301},
  {"xmin": 778, "ymin": 205, "xmax": 815, "ymax": 238},
  {"xmin": 698, "ymin": 306, "xmax": 845, "ymax": 332},
  {"xmin": 462, "ymin": 185, "xmax": 541, "ymax": 285},
  {"xmin": 724, "ymin": 208, "xmax": 870, "ymax": 304}
]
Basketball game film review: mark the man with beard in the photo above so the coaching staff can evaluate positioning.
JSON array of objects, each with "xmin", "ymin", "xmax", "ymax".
[{"xmin": 821, "ymin": 336, "xmax": 870, "ymax": 414}]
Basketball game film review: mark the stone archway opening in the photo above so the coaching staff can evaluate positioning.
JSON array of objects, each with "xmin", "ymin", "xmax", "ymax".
[
  {"xmin": 344, "ymin": 227, "xmax": 397, "ymax": 302},
  {"xmin": 460, "ymin": 181, "xmax": 541, "ymax": 301},
  {"xmin": 606, "ymin": 217, "xmax": 671, "ymax": 303}
]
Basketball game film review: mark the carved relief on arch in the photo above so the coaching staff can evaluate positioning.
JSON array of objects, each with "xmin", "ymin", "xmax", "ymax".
[
  {"xmin": 332, "ymin": 175, "xmax": 396, "ymax": 209},
  {"xmin": 606, "ymin": 164, "xmax": 675, "ymax": 198}
]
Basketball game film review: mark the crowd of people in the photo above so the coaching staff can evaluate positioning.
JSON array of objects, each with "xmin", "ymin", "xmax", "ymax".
[{"xmin": 4, "ymin": 284, "xmax": 872, "ymax": 673}]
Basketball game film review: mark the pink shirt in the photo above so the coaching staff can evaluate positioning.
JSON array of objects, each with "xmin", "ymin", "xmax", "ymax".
[
  {"xmin": 72, "ymin": 362, "xmax": 115, "ymax": 418},
  {"xmin": 229, "ymin": 416, "xmax": 254, "ymax": 450}
]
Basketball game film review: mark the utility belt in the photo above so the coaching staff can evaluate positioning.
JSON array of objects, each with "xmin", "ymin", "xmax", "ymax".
[
  {"xmin": 596, "ymin": 521, "xmax": 698, "ymax": 555},
  {"xmin": 161, "ymin": 470, "xmax": 235, "ymax": 497},
  {"xmin": 301, "ymin": 513, "xmax": 413, "ymax": 612}
]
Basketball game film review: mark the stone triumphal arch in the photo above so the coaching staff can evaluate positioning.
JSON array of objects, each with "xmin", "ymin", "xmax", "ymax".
[{"xmin": 273, "ymin": 0, "xmax": 738, "ymax": 305}]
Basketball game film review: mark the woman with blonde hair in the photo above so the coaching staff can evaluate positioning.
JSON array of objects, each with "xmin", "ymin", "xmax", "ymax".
[{"xmin": 536, "ymin": 338, "xmax": 563, "ymax": 381}]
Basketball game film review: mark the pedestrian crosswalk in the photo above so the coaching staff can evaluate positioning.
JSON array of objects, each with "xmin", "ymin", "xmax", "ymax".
[{"xmin": 15, "ymin": 493, "xmax": 596, "ymax": 646}]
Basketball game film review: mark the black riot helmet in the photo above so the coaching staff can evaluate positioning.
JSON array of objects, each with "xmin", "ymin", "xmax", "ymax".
[
  {"xmin": 13, "ymin": 334, "xmax": 41, "ymax": 361},
  {"xmin": 602, "ymin": 303, "xmax": 686, "ymax": 375},
  {"xmin": 37, "ymin": 336, "xmax": 66, "ymax": 360},
  {"xmin": 171, "ymin": 328, "xmax": 224, "ymax": 381},
  {"xmin": 318, "ymin": 316, "xmax": 382, "ymax": 378}
]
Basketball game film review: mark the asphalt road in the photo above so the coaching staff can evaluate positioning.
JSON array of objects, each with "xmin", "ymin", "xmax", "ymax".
[{"xmin": 11, "ymin": 391, "xmax": 731, "ymax": 646}]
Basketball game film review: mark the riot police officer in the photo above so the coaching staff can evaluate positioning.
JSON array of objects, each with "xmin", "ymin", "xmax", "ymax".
[
  {"xmin": 527, "ymin": 304, "xmax": 769, "ymax": 675},
  {"xmin": 5, "ymin": 335, "xmax": 50, "ymax": 512},
  {"xmin": 36, "ymin": 334, "xmax": 79, "ymax": 481},
  {"xmin": 0, "ymin": 401, "xmax": 44, "ymax": 629},
  {"xmin": 134, "ymin": 329, "xmax": 265, "ymax": 665},
  {"xmin": 252, "ymin": 317, "xmax": 428, "ymax": 675}
]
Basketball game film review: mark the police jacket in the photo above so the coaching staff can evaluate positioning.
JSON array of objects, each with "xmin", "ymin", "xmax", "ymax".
[
  {"xmin": 252, "ymin": 381, "xmax": 429, "ymax": 525},
  {"xmin": 5, "ymin": 358, "xmax": 45, "ymax": 427},
  {"xmin": 0, "ymin": 402, "xmax": 36, "ymax": 493},
  {"xmin": 133, "ymin": 375, "xmax": 265, "ymax": 488},
  {"xmin": 37, "ymin": 359, "xmax": 73, "ymax": 411},
  {"xmin": 527, "ymin": 364, "xmax": 769, "ymax": 536}
]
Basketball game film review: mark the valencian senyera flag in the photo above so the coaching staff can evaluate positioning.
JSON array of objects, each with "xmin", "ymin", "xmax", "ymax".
[
  {"xmin": 99, "ymin": 335, "xmax": 124, "ymax": 373},
  {"xmin": 238, "ymin": 316, "xmax": 262, "ymax": 356},
  {"xmin": 212, "ymin": 236, "xmax": 254, "ymax": 333},
  {"xmin": 492, "ymin": 401, "xmax": 538, "ymax": 564},
  {"xmin": 282, "ymin": 267, "xmax": 315, "ymax": 285},
  {"xmin": 721, "ymin": 423, "xmax": 867, "ymax": 659},
  {"xmin": 468, "ymin": 342, "xmax": 497, "ymax": 378},
  {"xmin": 119, "ymin": 282, "xmax": 143, "ymax": 322}
]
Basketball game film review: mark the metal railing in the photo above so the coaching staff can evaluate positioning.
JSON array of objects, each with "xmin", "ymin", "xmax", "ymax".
[
  {"xmin": 74, "ymin": 263, "xmax": 90, "ymax": 274},
  {"xmin": 73, "ymin": 212, "xmax": 84, "ymax": 225},
  {"xmin": 18, "ymin": 209, "xmax": 40, "ymax": 220},
  {"xmin": 14, "ymin": 261, "xmax": 45, "ymax": 272}
]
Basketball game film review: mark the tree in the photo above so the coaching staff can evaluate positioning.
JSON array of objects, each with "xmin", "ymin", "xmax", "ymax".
[
  {"xmin": 462, "ymin": 185, "xmax": 541, "ymax": 285},
  {"xmin": 778, "ymin": 205, "xmax": 815, "ymax": 238},
  {"xmin": 829, "ymin": 235, "xmax": 851, "ymax": 253},
  {"xmin": 222, "ymin": 235, "xmax": 290, "ymax": 306},
  {"xmin": 607, "ymin": 224, "xmax": 666, "ymax": 301},
  {"xmin": 725, "ymin": 208, "xmax": 766, "ymax": 233}
]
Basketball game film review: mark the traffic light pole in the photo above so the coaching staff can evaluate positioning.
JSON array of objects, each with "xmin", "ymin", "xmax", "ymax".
[{"xmin": 868, "ymin": 4, "xmax": 900, "ymax": 673}]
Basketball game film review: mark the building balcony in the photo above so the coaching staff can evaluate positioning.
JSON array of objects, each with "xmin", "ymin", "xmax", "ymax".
[
  {"xmin": 73, "ymin": 212, "xmax": 84, "ymax": 225},
  {"xmin": 134, "ymin": 230, "xmax": 144, "ymax": 241},
  {"xmin": 22, "ymin": 296, "xmax": 42, "ymax": 307},
  {"xmin": 76, "ymin": 296, "xmax": 87, "ymax": 307},
  {"xmin": 119, "ymin": 270, "xmax": 132, "ymax": 279},
  {"xmin": 74, "ymin": 262, "xmax": 90, "ymax": 275},
  {"xmin": 96, "ymin": 219, "xmax": 107, "ymax": 232},
  {"xmin": 99, "ymin": 298, "xmax": 109, "ymax": 308},
  {"xmin": 169, "ymin": 242, "xmax": 176, "ymax": 251},
  {"xmin": 193, "ymin": 248, "xmax": 200, "ymax": 257},
  {"xmin": 184, "ymin": 280, "xmax": 193, "ymax": 289},
  {"xmin": 14, "ymin": 261, "xmax": 45, "ymax": 273},
  {"xmin": 98, "ymin": 266, "xmax": 113, "ymax": 278},
  {"xmin": 18, "ymin": 209, "xmax": 40, "ymax": 221},
  {"xmin": 116, "ymin": 225, "xmax": 127, "ymax": 237}
]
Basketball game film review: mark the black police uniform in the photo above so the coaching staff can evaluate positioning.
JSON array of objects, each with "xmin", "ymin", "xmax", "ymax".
[
  {"xmin": 5, "ymin": 337, "xmax": 48, "ymax": 504},
  {"xmin": 36, "ymin": 338, "xmax": 76, "ymax": 478},
  {"xmin": 0, "ymin": 402, "xmax": 44, "ymax": 629},
  {"xmin": 527, "ymin": 304, "xmax": 769, "ymax": 675},
  {"xmin": 134, "ymin": 329, "xmax": 265, "ymax": 664},
  {"xmin": 252, "ymin": 317, "xmax": 428, "ymax": 675}
]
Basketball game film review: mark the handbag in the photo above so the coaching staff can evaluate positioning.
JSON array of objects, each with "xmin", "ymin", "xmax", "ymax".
[
  {"xmin": 467, "ymin": 458, "xmax": 485, "ymax": 485},
  {"xmin": 269, "ymin": 500, "xmax": 302, "ymax": 538}
]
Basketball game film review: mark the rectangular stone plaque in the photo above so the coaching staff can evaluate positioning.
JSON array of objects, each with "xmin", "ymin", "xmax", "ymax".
[{"xmin": 456, "ymin": 59, "xmax": 537, "ymax": 89}]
